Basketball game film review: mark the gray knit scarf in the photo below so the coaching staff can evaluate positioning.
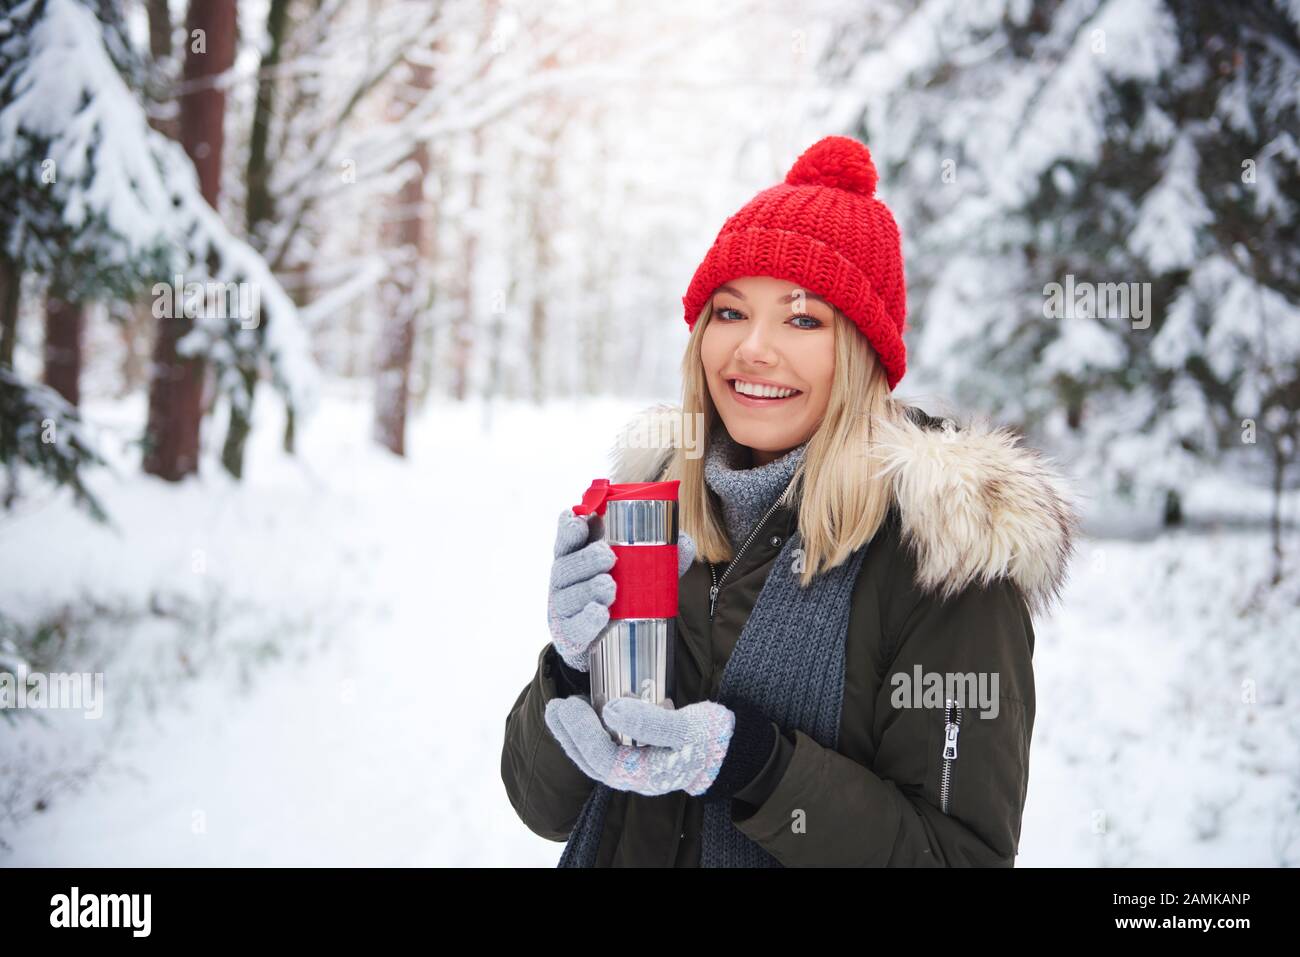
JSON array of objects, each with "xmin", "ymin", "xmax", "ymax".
[{"xmin": 557, "ymin": 421, "xmax": 868, "ymax": 867}]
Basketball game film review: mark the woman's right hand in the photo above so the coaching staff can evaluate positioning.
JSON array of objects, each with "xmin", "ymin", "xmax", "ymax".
[
  {"xmin": 547, "ymin": 507, "xmax": 696, "ymax": 673},
  {"xmin": 547, "ymin": 508, "xmax": 617, "ymax": 674}
]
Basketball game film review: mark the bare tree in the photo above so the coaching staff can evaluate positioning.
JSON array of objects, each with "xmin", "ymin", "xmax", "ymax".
[
  {"xmin": 373, "ymin": 55, "xmax": 436, "ymax": 456},
  {"xmin": 42, "ymin": 293, "xmax": 83, "ymax": 406},
  {"xmin": 0, "ymin": 254, "xmax": 18, "ymax": 370},
  {"xmin": 220, "ymin": 0, "xmax": 292, "ymax": 477},
  {"xmin": 143, "ymin": 0, "xmax": 238, "ymax": 480}
]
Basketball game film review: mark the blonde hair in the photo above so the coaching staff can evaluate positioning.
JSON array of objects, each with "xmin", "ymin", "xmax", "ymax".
[{"xmin": 657, "ymin": 298, "xmax": 907, "ymax": 588}]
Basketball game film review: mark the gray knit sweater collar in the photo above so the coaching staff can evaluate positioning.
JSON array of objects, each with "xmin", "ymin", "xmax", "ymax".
[{"xmin": 703, "ymin": 421, "xmax": 809, "ymax": 547}]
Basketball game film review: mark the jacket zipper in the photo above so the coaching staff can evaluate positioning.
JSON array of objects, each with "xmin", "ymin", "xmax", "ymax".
[
  {"xmin": 939, "ymin": 697, "xmax": 963, "ymax": 814},
  {"xmin": 707, "ymin": 491, "xmax": 789, "ymax": 621}
]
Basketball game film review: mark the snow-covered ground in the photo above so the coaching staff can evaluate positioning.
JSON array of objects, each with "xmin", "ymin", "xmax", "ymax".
[{"xmin": 0, "ymin": 383, "xmax": 1296, "ymax": 866}]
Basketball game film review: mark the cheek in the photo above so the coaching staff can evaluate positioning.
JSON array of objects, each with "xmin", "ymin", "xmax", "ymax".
[
  {"xmin": 699, "ymin": 327, "xmax": 729, "ymax": 371},
  {"xmin": 813, "ymin": 356, "xmax": 835, "ymax": 394},
  {"xmin": 794, "ymin": 338, "xmax": 835, "ymax": 396}
]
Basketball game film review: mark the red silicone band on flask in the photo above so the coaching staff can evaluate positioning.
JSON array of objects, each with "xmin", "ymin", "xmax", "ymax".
[
  {"xmin": 608, "ymin": 543, "xmax": 678, "ymax": 619},
  {"xmin": 571, "ymin": 478, "xmax": 680, "ymax": 619}
]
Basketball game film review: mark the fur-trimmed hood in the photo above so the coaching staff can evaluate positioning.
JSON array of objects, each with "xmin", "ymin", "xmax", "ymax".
[{"xmin": 606, "ymin": 402, "xmax": 1080, "ymax": 616}]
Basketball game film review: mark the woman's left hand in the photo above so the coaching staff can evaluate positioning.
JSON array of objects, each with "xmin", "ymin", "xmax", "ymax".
[{"xmin": 544, "ymin": 695, "xmax": 735, "ymax": 797}]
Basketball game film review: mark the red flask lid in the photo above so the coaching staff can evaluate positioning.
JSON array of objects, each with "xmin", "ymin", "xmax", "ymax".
[{"xmin": 573, "ymin": 479, "xmax": 679, "ymax": 517}]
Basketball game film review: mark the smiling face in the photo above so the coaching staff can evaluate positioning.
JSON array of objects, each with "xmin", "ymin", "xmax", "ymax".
[{"xmin": 701, "ymin": 275, "xmax": 836, "ymax": 466}]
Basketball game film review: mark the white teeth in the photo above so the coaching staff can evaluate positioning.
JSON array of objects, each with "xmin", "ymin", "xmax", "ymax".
[{"xmin": 733, "ymin": 379, "xmax": 798, "ymax": 399}]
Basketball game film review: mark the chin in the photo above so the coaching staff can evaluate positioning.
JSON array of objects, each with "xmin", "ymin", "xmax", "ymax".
[{"xmin": 718, "ymin": 415, "xmax": 804, "ymax": 453}]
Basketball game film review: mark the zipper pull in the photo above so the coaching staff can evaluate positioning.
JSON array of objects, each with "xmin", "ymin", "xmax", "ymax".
[
  {"xmin": 943, "ymin": 721, "xmax": 960, "ymax": 759},
  {"xmin": 707, "ymin": 561, "xmax": 719, "ymax": 619},
  {"xmin": 943, "ymin": 699, "xmax": 960, "ymax": 759}
]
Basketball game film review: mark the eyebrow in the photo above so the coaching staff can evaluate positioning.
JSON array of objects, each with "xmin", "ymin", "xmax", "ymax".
[{"xmin": 714, "ymin": 285, "xmax": 831, "ymax": 307}]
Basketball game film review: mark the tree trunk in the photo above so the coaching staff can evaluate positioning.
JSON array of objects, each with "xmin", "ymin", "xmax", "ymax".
[
  {"xmin": 146, "ymin": 0, "xmax": 172, "ymax": 61},
  {"xmin": 42, "ymin": 294, "xmax": 84, "ymax": 406},
  {"xmin": 1162, "ymin": 488, "xmax": 1183, "ymax": 528},
  {"xmin": 373, "ymin": 141, "xmax": 430, "ymax": 456},
  {"xmin": 143, "ymin": 308, "xmax": 207, "ymax": 480},
  {"xmin": 119, "ymin": 300, "xmax": 155, "ymax": 396},
  {"xmin": 221, "ymin": 0, "xmax": 291, "ymax": 478},
  {"xmin": 0, "ymin": 251, "xmax": 21, "ymax": 507},
  {"xmin": 527, "ymin": 135, "xmax": 557, "ymax": 403},
  {"xmin": 0, "ymin": 252, "xmax": 19, "ymax": 369},
  {"xmin": 143, "ymin": 0, "xmax": 236, "ymax": 481},
  {"xmin": 449, "ymin": 2, "xmax": 497, "ymax": 403},
  {"xmin": 144, "ymin": 0, "xmax": 179, "ymax": 140},
  {"xmin": 280, "ymin": 257, "xmax": 311, "ymax": 454},
  {"xmin": 1270, "ymin": 442, "xmax": 1286, "ymax": 587},
  {"xmin": 449, "ymin": 129, "xmax": 482, "ymax": 403},
  {"xmin": 481, "ymin": 278, "xmax": 511, "ymax": 424},
  {"xmin": 525, "ymin": 54, "xmax": 564, "ymax": 403},
  {"xmin": 373, "ymin": 60, "xmax": 435, "ymax": 457}
]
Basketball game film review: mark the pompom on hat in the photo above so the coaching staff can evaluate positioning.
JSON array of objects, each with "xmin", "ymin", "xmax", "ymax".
[{"xmin": 681, "ymin": 135, "xmax": 908, "ymax": 390}]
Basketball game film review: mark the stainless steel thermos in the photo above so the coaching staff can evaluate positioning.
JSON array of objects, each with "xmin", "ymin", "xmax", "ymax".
[{"xmin": 571, "ymin": 478, "xmax": 680, "ymax": 746}]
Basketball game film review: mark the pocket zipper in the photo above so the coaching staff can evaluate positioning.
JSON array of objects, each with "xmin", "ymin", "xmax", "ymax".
[{"xmin": 939, "ymin": 697, "xmax": 963, "ymax": 815}]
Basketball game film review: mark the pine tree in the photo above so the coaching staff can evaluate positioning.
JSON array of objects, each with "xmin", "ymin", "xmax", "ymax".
[
  {"xmin": 0, "ymin": 367, "xmax": 107, "ymax": 521},
  {"xmin": 0, "ymin": 0, "xmax": 317, "ymax": 499},
  {"xmin": 828, "ymin": 0, "xmax": 1299, "ymax": 559}
]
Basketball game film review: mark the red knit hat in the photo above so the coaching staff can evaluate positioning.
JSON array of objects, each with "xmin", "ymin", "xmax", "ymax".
[{"xmin": 681, "ymin": 135, "xmax": 908, "ymax": 390}]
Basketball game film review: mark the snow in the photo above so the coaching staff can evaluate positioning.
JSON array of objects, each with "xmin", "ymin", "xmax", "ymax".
[
  {"xmin": 1021, "ymin": 531, "xmax": 1300, "ymax": 866},
  {"xmin": 1, "ymin": 387, "xmax": 1295, "ymax": 866},
  {"xmin": 0, "ymin": 385, "xmax": 640, "ymax": 865},
  {"xmin": 0, "ymin": 0, "xmax": 174, "ymax": 250},
  {"xmin": 1129, "ymin": 135, "xmax": 1211, "ymax": 273},
  {"xmin": 1041, "ymin": 313, "xmax": 1127, "ymax": 376},
  {"xmin": 0, "ymin": 0, "xmax": 318, "ymax": 418},
  {"xmin": 0, "ymin": 0, "xmax": 1296, "ymax": 869}
]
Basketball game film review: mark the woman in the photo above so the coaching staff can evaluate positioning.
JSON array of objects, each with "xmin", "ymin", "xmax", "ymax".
[{"xmin": 501, "ymin": 135, "xmax": 1080, "ymax": 867}]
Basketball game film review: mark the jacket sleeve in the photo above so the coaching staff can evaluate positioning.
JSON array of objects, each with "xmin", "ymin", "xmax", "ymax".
[
  {"xmin": 729, "ymin": 575, "xmax": 1036, "ymax": 866},
  {"xmin": 500, "ymin": 642, "xmax": 597, "ymax": 842}
]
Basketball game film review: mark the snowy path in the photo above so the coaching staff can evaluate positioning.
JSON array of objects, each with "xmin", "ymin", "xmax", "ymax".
[{"xmin": 1, "ymin": 390, "xmax": 1294, "ymax": 866}]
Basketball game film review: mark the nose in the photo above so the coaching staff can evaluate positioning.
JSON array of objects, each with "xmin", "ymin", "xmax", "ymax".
[{"xmin": 734, "ymin": 316, "xmax": 778, "ymax": 366}]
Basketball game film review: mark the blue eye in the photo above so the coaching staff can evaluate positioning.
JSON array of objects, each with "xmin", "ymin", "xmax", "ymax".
[{"xmin": 713, "ymin": 305, "xmax": 822, "ymax": 329}]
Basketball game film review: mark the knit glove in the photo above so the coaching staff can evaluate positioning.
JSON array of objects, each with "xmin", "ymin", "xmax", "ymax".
[
  {"xmin": 544, "ymin": 695, "xmax": 735, "ymax": 797},
  {"xmin": 547, "ymin": 506, "xmax": 696, "ymax": 673}
]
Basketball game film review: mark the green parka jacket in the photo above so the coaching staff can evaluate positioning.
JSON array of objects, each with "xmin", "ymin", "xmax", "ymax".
[{"xmin": 502, "ymin": 402, "xmax": 1079, "ymax": 866}]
